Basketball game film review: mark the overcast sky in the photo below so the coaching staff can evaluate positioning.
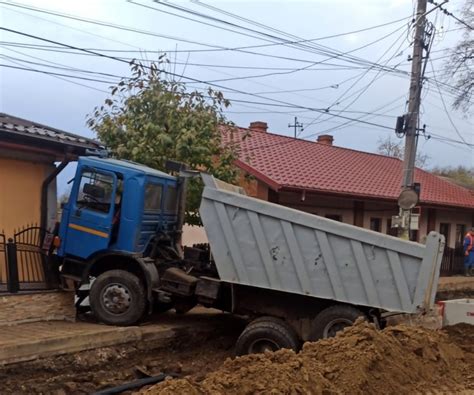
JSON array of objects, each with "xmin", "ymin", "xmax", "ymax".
[{"xmin": 0, "ymin": 0, "xmax": 472, "ymax": 191}]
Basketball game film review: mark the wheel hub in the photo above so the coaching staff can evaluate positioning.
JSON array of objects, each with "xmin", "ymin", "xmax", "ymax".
[
  {"xmin": 249, "ymin": 338, "xmax": 280, "ymax": 354},
  {"xmin": 101, "ymin": 284, "xmax": 131, "ymax": 315},
  {"xmin": 323, "ymin": 318, "xmax": 353, "ymax": 338}
]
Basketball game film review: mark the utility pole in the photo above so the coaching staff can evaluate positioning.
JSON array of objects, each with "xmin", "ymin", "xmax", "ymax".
[
  {"xmin": 288, "ymin": 116, "xmax": 303, "ymax": 138},
  {"xmin": 398, "ymin": 0, "xmax": 427, "ymax": 240}
]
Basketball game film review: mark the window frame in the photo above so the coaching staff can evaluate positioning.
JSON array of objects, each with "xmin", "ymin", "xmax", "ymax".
[
  {"xmin": 325, "ymin": 214, "xmax": 343, "ymax": 222},
  {"xmin": 163, "ymin": 185, "xmax": 179, "ymax": 213},
  {"xmin": 144, "ymin": 182, "xmax": 163, "ymax": 212},
  {"xmin": 370, "ymin": 217, "xmax": 382, "ymax": 233},
  {"xmin": 75, "ymin": 169, "xmax": 116, "ymax": 215},
  {"xmin": 439, "ymin": 222, "xmax": 450, "ymax": 244}
]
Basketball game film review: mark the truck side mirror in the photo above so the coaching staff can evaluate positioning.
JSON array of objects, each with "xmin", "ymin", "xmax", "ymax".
[{"xmin": 83, "ymin": 183, "xmax": 105, "ymax": 199}]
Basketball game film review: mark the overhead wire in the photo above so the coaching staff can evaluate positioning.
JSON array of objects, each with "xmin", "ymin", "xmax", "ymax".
[
  {"xmin": 302, "ymin": 24, "xmax": 411, "ymax": 132},
  {"xmin": 0, "ymin": 0, "xmax": 415, "ymax": 68},
  {"xmin": 428, "ymin": 58, "xmax": 471, "ymax": 147},
  {"xmin": 0, "ymin": 27, "xmax": 403, "ymax": 133}
]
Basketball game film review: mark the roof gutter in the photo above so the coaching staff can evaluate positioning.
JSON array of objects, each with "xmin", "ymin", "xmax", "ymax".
[
  {"xmin": 279, "ymin": 186, "xmax": 474, "ymax": 210},
  {"xmin": 234, "ymin": 159, "xmax": 281, "ymax": 191},
  {"xmin": 41, "ymin": 159, "xmax": 69, "ymax": 230}
]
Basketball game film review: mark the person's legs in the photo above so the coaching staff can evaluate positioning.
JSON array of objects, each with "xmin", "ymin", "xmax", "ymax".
[{"xmin": 464, "ymin": 257, "xmax": 471, "ymax": 276}]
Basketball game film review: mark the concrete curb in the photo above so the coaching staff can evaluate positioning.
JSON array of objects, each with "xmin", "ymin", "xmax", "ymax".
[{"xmin": 0, "ymin": 324, "xmax": 190, "ymax": 366}]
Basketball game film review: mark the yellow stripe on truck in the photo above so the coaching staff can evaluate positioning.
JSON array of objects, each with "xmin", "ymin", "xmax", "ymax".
[{"xmin": 69, "ymin": 223, "xmax": 109, "ymax": 238}]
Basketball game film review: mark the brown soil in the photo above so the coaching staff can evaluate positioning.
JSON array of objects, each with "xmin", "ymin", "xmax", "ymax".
[
  {"xmin": 147, "ymin": 321, "xmax": 474, "ymax": 395},
  {"xmin": 0, "ymin": 316, "xmax": 245, "ymax": 395}
]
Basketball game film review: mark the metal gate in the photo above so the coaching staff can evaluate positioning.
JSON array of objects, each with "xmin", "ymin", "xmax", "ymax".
[
  {"xmin": 440, "ymin": 246, "xmax": 465, "ymax": 276},
  {"xmin": 0, "ymin": 226, "xmax": 58, "ymax": 293},
  {"xmin": 0, "ymin": 233, "xmax": 7, "ymax": 292},
  {"xmin": 13, "ymin": 226, "xmax": 55, "ymax": 291}
]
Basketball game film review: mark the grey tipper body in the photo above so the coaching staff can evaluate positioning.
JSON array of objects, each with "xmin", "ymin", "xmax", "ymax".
[{"xmin": 200, "ymin": 174, "xmax": 444, "ymax": 315}]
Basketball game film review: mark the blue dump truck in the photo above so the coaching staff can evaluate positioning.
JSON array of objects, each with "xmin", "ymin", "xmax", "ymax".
[{"xmin": 57, "ymin": 156, "xmax": 444, "ymax": 355}]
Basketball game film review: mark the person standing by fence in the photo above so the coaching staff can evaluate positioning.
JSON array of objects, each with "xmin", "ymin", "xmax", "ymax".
[{"xmin": 464, "ymin": 228, "xmax": 474, "ymax": 276}]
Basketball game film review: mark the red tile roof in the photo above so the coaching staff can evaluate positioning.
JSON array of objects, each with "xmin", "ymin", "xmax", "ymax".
[{"xmin": 222, "ymin": 126, "xmax": 474, "ymax": 209}]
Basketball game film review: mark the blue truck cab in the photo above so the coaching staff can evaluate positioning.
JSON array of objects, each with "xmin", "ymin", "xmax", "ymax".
[{"xmin": 57, "ymin": 157, "xmax": 183, "ymax": 325}]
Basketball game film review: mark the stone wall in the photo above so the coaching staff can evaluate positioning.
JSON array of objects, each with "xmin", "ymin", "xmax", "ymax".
[{"xmin": 0, "ymin": 291, "xmax": 75, "ymax": 326}]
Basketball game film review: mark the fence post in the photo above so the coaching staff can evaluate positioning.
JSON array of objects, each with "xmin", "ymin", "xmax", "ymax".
[{"xmin": 6, "ymin": 238, "xmax": 19, "ymax": 293}]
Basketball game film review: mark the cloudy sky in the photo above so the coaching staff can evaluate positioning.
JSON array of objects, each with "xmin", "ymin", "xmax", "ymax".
[{"xmin": 0, "ymin": 0, "xmax": 472, "ymax": 190}]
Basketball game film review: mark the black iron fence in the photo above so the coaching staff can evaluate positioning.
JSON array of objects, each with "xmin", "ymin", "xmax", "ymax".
[
  {"xmin": 0, "ymin": 233, "xmax": 7, "ymax": 292},
  {"xmin": 440, "ymin": 246, "xmax": 465, "ymax": 276},
  {"xmin": 0, "ymin": 225, "xmax": 58, "ymax": 293}
]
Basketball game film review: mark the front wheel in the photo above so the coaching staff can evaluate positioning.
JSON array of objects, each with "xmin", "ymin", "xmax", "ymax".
[{"xmin": 89, "ymin": 270, "xmax": 146, "ymax": 326}]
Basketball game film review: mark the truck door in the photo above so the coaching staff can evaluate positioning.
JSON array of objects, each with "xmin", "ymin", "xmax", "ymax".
[{"xmin": 63, "ymin": 168, "xmax": 117, "ymax": 259}]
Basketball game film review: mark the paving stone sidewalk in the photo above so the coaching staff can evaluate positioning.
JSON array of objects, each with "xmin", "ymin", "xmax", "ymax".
[{"xmin": 0, "ymin": 308, "xmax": 225, "ymax": 365}]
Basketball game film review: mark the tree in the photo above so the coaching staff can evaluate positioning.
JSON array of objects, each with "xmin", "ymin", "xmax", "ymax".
[
  {"xmin": 444, "ymin": 0, "xmax": 473, "ymax": 114},
  {"xmin": 431, "ymin": 165, "xmax": 474, "ymax": 189},
  {"xmin": 376, "ymin": 136, "xmax": 430, "ymax": 168},
  {"xmin": 87, "ymin": 60, "xmax": 240, "ymax": 225}
]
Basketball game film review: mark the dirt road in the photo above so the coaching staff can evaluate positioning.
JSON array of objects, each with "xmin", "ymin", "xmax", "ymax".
[
  {"xmin": 1, "ymin": 314, "xmax": 472, "ymax": 395},
  {"xmin": 0, "ymin": 314, "xmax": 246, "ymax": 394}
]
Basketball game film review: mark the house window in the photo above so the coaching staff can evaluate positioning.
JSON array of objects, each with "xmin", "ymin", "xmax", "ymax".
[
  {"xmin": 370, "ymin": 217, "xmax": 382, "ymax": 232},
  {"xmin": 439, "ymin": 223, "xmax": 450, "ymax": 243},
  {"xmin": 77, "ymin": 171, "xmax": 114, "ymax": 213},
  {"xmin": 386, "ymin": 218, "xmax": 398, "ymax": 236},
  {"xmin": 455, "ymin": 224, "xmax": 466, "ymax": 247},
  {"xmin": 325, "ymin": 214, "xmax": 342, "ymax": 222}
]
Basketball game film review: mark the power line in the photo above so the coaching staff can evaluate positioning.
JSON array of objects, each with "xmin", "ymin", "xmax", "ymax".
[
  {"xmin": 130, "ymin": 0, "xmax": 415, "ymax": 75},
  {"xmin": 0, "ymin": 62, "xmax": 117, "ymax": 84},
  {"xmin": 428, "ymin": 0, "xmax": 474, "ymax": 30},
  {"xmin": 4, "ymin": 38, "xmax": 466, "ymax": 101},
  {"xmin": 0, "ymin": 52, "xmax": 405, "ymax": 121},
  {"xmin": 3, "ymin": 43, "xmax": 467, "ymax": 153},
  {"xmin": 303, "ymin": 24, "xmax": 411, "ymax": 130},
  {"xmin": 204, "ymin": 23, "xmax": 410, "ymax": 83},
  {"xmin": 0, "ymin": 48, "xmax": 125, "ymax": 81},
  {"xmin": 0, "ymin": 0, "xmax": 412, "ymax": 67},
  {"xmin": 0, "ymin": 27, "xmax": 403, "ymax": 133},
  {"xmin": 428, "ymin": 58, "xmax": 471, "ymax": 147}
]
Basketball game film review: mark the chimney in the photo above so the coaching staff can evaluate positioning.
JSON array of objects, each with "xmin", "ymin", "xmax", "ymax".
[
  {"xmin": 249, "ymin": 121, "xmax": 268, "ymax": 133},
  {"xmin": 317, "ymin": 134, "xmax": 334, "ymax": 146}
]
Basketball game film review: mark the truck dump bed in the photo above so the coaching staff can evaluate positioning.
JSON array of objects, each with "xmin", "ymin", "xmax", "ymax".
[{"xmin": 199, "ymin": 174, "xmax": 445, "ymax": 314}]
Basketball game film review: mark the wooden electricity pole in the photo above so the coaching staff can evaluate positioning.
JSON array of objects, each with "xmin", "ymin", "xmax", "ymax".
[
  {"xmin": 288, "ymin": 117, "xmax": 303, "ymax": 138},
  {"xmin": 398, "ymin": 0, "xmax": 427, "ymax": 239}
]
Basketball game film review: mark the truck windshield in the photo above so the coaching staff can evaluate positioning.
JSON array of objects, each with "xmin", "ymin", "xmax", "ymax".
[
  {"xmin": 77, "ymin": 171, "xmax": 114, "ymax": 213},
  {"xmin": 144, "ymin": 183, "xmax": 162, "ymax": 211}
]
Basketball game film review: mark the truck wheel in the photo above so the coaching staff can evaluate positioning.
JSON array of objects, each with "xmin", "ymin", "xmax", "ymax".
[
  {"xmin": 235, "ymin": 316, "xmax": 300, "ymax": 356},
  {"xmin": 89, "ymin": 270, "xmax": 146, "ymax": 326},
  {"xmin": 310, "ymin": 305, "xmax": 366, "ymax": 340}
]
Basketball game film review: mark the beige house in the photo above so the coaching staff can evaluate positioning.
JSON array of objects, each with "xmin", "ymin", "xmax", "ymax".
[
  {"xmin": 0, "ymin": 113, "xmax": 102, "ymax": 290},
  {"xmin": 185, "ymin": 121, "xmax": 474, "ymax": 253}
]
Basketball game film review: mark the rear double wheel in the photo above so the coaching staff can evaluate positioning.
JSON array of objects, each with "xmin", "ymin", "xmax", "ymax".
[
  {"xmin": 310, "ymin": 305, "xmax": 366, "ymax": 340},
  {"xmin": 235, "ymin": 316, "xmax": 300, "ymax": 356}
]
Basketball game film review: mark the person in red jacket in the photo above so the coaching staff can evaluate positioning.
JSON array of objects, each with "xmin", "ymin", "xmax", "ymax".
[{"xmin": 464, "ymin": 228, "xmax": 474, "ymax": 276}]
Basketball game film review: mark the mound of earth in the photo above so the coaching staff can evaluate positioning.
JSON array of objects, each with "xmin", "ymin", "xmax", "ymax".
[{"xmin": 145, "ymin": 321, "xmax": 474, "ymax": 395}]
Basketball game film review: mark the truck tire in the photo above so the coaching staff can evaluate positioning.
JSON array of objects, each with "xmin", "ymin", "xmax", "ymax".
[
  {"xmin": 235, "ymin": 316, "xmax": 300, "ymax": 356},
  {"xmin": 310, "ymin": 305, "xmax": 366, "ymax": 340},
  {"xmin": 89, "ymin": 270, "xmax": 146, "ymax": 326}
]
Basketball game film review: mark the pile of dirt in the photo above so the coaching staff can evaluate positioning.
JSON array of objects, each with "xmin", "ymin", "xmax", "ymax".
[{"xmin": 146, "ymin": 321, "xmax": 474, "ymax": 395}]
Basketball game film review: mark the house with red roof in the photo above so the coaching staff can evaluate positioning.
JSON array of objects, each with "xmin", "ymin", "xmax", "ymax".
[{"xmin": 220, "ymin": 121, "xmax": 474, "ymax": 251}]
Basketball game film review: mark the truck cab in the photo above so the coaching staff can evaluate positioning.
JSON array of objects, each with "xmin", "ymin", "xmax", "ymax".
[{"xmin": 57, "ymin": 157, "xmax": 182, "ymax": 325}]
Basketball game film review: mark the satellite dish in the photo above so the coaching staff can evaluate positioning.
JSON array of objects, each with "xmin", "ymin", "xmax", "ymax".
[{"xmin": 398, "ymin": 188, "xmax": 419, "ymax": 210}]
